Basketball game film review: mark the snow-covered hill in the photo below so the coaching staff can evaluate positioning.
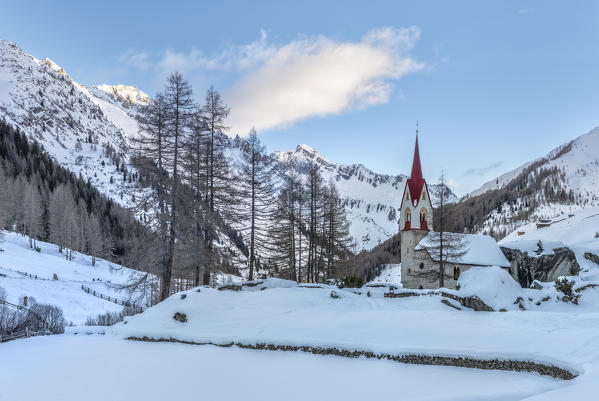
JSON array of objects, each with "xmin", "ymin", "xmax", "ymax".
[
  {"xmin": 464, "ymin": 127, "xmax": 599, "ymax": 237},
  {"xmin": 470, "ymin": 127, "xmax": 599, "ymax": 202},
  {"xmin": 275, "ymin": 144, "xmax": 457, "ymax": 249},
  {"xmin": 0, "ymin": 231, "xmax": 152, "ymax": 323}
]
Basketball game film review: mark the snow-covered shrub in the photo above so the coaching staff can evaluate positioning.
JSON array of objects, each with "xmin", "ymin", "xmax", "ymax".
[
  {"xmin": 0, "ymin": 305, "xmax": 27, "ymax": 335},
  {"xmin": 554, "ymin": 277, "xmax": 579, "ymax": 304},
  {"xmin": 457, "ymin": 266, "xmax": 524, "ymax": 311},
  {"xmin": 85, "ymin": 307, "xmax": 139, "ymax": 326}
]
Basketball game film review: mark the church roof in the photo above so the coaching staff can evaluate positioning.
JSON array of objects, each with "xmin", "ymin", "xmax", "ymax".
[
  {"xmin": 405, "ymin": 134, "xmax": 426, "ymax": 206},
  {"xmin": 415, "ymin": 232, "xmax": 510, "ymax": 267}
]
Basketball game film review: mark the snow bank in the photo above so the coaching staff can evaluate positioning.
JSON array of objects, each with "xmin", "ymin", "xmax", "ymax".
[{"xmin": 457, "ymin": 266, "xmax": 524, "ymax": 310}]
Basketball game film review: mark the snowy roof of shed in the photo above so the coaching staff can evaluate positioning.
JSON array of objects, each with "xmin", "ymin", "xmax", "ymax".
[{"xmin": 415, "ymin": 232, "xmax": 510, "ymax": 267}]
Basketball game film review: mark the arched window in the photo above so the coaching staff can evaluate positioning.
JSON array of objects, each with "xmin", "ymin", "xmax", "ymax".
[
  {"xmin": 406, "ymin": 191, "xmax": 410, "ymax": 201},
  {"xmin": 405, "ymin": 208, "xmax": 411, "ymax": 222},
  {"xmin": 453, "ymin": 266, "xmax": 461, "ymax": 280},
  {"xmin": 422, "ymin": 191, "xmax": 426, "ymax": 201},
  {"xmin": 420, "ymin": 207, "xmax": 428, "ymax": 223}
]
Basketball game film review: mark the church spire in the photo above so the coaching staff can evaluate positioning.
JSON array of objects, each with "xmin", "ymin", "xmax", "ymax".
[{"xmin": 410, "ymin": 122, "xmax": 423, "ymax": 180}]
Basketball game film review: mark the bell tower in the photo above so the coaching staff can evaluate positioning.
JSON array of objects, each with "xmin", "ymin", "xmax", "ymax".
[{"xmin": 400, "ymin": 124, "xmax": 433, "ymax": 287}]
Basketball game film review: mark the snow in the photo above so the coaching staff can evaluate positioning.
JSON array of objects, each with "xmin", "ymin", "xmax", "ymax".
[
  {"xmin": 367, "ymin": 263, "xmax": 402, "ymax": 285},
  {"xmin": 457, "ymin": 266, "xmax": 524, "ymax": 310},
  {"xmin": 100, "ymin": 280, "xmax": 599, "ymax": 399},
  {"xmin": 416, "ymin": 232, "xmax": 510, "ymax": 267},
  {"xmin": 0, "ymin": 335, "xmax": 564, "ymax": 401},
  {"xmin": 0, "ymin": 231, "xmax": 150, "ymax": 323}
]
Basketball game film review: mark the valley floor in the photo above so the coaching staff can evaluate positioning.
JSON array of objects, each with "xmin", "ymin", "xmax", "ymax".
[{"xmin": 0, "ymin": 334, "xmax": 562, "ymax": 401}]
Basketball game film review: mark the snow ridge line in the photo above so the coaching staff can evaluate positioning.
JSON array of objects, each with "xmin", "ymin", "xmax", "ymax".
[{"xmin": 126, "ymin": 336, "xmax": 577, "ymax": 380}]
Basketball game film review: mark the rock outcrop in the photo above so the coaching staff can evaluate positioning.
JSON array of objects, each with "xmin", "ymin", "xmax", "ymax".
[{"xmin": 501, "ymin": 246, "xmax": 580, "ymax": 287}]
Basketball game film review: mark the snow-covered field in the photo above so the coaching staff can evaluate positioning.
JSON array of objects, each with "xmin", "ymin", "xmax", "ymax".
[
  {"xmin": 0, "ymin": 335, "xmax": 563, "ymax": 401},
  {"xmin": 0, "ymin": 232, "xmax": 149, "ymax": 323}
]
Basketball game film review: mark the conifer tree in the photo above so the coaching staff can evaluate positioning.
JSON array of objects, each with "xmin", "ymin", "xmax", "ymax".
[{"xmin": 237, "ymin": 129, "xmax": 278, "ymax": 280}]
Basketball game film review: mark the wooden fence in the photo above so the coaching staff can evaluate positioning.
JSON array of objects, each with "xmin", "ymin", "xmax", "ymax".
[
  {"xmin": 0, "ymin": 299, "xmax": 46, "ymax": 342},
  {"xmin": 80, "ymin": 285, "xmax": 143, "ymax": 313},
  {"xmin": 0, "ymin": 328, "xmax": 30, "ymax": 343},
  {"xmin": 17, "ymin": 271, "xmax": 52, "ymax": 280}
]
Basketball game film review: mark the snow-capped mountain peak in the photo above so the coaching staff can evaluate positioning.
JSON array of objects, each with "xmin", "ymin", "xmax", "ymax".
[
  {"xmin": 93, "ymin": 84, "xmax": 150, "ymax": 107},
  {"xmin": 40, "ymin": 58, "xmax": 70, "ymax": 78}
]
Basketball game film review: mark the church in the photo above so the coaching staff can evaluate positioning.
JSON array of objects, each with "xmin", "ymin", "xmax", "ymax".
[{"xmin": 399, "ymin": 132, "xmax": 510, "ymax": 290}]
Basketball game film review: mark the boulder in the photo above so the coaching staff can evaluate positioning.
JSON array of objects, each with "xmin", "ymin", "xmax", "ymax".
[
  {"xmin": 584, "ymin": 252, "xmax": 599, "ymax": 266},
  {"xmin": 501, "ymin": 246, "xmax": 580, "ymax": 287}
]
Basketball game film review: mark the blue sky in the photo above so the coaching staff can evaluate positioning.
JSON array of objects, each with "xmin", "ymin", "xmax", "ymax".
[{"xmin": 1, "ymin": 0, "xmax": 597, "ymax": 195}]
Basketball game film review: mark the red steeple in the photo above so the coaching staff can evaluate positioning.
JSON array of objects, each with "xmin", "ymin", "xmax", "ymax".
[
  {"xmin": 403, "ymin": 127, "xmax": 427, "ymax": 211},
  {"xmin": 410, "ymin": 133, "xmax": 423, "ymax": 180}
]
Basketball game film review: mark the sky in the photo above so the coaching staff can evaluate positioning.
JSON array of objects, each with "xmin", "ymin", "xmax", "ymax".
[{"xmin": 1, "ymin": 0, "xmax": 598, "ymax": 196}]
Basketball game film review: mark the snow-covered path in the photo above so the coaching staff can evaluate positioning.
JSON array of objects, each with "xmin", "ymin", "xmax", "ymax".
[{"xmin": 0, "ymin": 335, "xmax": 562, "ymax": 401}]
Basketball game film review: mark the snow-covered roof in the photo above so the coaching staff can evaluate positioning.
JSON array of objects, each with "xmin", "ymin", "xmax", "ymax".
[{"xmin": 415, "ymin": 232, "xmax": 510, "ymax": 267}]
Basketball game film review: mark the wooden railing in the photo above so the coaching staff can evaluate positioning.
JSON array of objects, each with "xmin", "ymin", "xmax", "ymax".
[
  {"xmin": 80, "ymin": 285, "xmax": 143, "ymax": 313},
  {"xmin": 17, "ymin": 271, "xmax": 51, "ymax": 280},
  {"xmin": 0, "ymin": 328, "xmax": 30, "ymax": 343}
]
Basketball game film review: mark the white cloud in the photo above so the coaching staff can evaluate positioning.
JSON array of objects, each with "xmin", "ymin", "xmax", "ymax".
[
  {"xmin": 118, "ymin": 49, "xmax": 151, "ymax": 71},
  {"xmin": 147, "ymin": 27, "xmax": 424, "ymax": 135},
  {"xmin": 224, "ymin": 27, "xmax": 424, "ymax": 134}
]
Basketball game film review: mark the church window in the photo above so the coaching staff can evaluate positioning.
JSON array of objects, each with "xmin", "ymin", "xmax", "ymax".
[
  {"xmin": 420, "ymin": 208, "xmax": 428, "ymax": 223},
  {"xmin": 405, "ymin": 208, "xmax": 411, "ymax": 222},
  {"xmin": 422, "ymin": 191, "xmax": 426, "ymax": 201},
  {"xmin": 453, "ymin": 266, "xmax": 461, "ymax": 280},
  {"xmin": 406, "ymin": 191, "xmax": 410, "ymax": 201},
  {"xmin": 419, "ymin": 263, "xmax": 424, "ymax": 270}
]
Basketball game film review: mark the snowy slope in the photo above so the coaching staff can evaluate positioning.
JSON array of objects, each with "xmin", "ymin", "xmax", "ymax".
[
  {"xmin": 470, "ymin": 127, "xmax": 599, "ymax": 203},
  {"xmin": 275, "ymin": 144, "xmax": 458, "ymax": 250},
  {"xmin": 466, "ymin": 127, "xmax": 599, "ymax": 238},
  {"xmin": 0, "ymin": 231, "xmax": 151, "ymax": 323}
]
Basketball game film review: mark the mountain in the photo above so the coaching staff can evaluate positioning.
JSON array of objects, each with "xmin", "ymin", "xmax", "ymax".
[
  {"xmin": 274, "ymin": 144, "xmax": 457, "ymax": 250},
  {"xmin": 0, "ymin": 39, "xmax": 457, "ymax": 255},
  {"xmin": 0, "ymin": 39, "xmax": 140, "ymax": 204},
  {"xmin": 456, "ymin": 127, "xmax": 599, "ymax": 238}
]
